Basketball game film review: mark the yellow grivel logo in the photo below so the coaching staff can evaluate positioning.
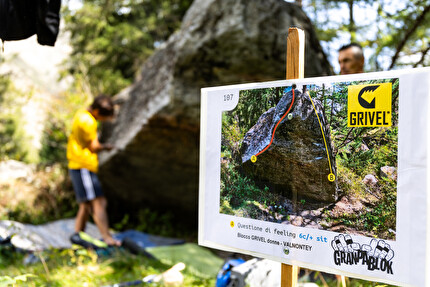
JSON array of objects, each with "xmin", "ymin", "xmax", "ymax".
[{"xmin": 348, "ymin": 83, "xmax": 392, "ymax": 127}]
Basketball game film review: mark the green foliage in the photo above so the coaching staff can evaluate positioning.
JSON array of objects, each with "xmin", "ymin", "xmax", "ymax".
[
  {"xmin": 360, "ymin": 178, "xmax": 397, "ymax": 237},
  {"xmin": 39, "ymin": 119, "xmax": 68, "ymax": 166},
  {"xmin": 369, "ymin": 0, "xmax": 430, "ymax": 69},
  {"xmin": 313, "ymin": 79, "xmax": 399, "ymax": 176},
  {"xmin": 328, "ymin": 172, "xmax": 397, "ymax": 240},
  {"xmin": 232, "ymin": 87, "xmax": 283, "ymax": 133},
  {"xmin": 133, "ymin": 208, "xmax": 175, "ymax": 237},
  {"xmin": 302, "ymin": 0, "xmax": 430, "ymax": 70},
  {"xmin": 220, "ymin": 93, "xmax": 282, "ymax": 216},
  {"xmin": 220, "ymin": 150, "xmax": 284, "ymax": 218},
  {"xmin": 39, "ymin": 90, "xmax": 91, "ymax": 165},
  {"xmin": 0, "ymin": 274, "xmax": 36, "ymax": 286},
  {"xmin": 220, "ymin": 94, "xmax": 275, "ymax": 213},
  {"xmin": 0, "ymin": 75, "xmax": 30, "ymax": 162},
  {"xmin": 221, "ymin": 113, "xmax": 246, "ymax": 163},
  {"xmin": 337, "ymin": 128, "xmax": 397, "ymax": 177},
  {"xmin": 313, "ymin": 79, "xmax": 398, "ymax": 238},
  {"xmin": 221, "ymin": 164, "xmax": 263, "ymax": 208},
  {"xmin": 2, "ymin": 164, "xmax": 77, "ymax": 225},
  {"xmin": 0, "ymin": 71, "xmax": 10, "ymax": 104},
  {"xmin": 0, "ymin": 116, "xmax": 27, "ymax": 161},
  {"xmin": 63, "ymin": 0, "xmax": 193, "ymax": 95}
]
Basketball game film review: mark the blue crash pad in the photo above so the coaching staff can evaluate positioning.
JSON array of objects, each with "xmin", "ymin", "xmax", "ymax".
[{"xmin": 113, "ymin": 230, "xmax": 185, "ymax": 248}]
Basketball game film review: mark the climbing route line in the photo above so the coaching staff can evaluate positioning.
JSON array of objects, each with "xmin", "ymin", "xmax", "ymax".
[
  {"xmin": 306, "ymin": 92, "xmax": 334, "ymax": 178},
  {"xmin": 255, "ymin": 89, "xmax": 295, "ymax": 157},
  {"xmin": 251, "ymin": 88, "xmax": 335, "ymax": 182}
]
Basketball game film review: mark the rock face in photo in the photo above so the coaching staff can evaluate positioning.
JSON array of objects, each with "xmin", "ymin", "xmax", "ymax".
[
  {"xmin": 98, "ymin": 0, "xmax": 333, "ymax": 223},
  {"xmin": 241, "ymin": 88, "xmax": 338, "ymax": 203}
]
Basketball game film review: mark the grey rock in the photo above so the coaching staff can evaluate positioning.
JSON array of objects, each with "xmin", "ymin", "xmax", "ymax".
[
  {"xmin": 311, "ymin": 208, "xmax": 323, "ymax": 217},
  {"xmin": 362, "ymin": 174, "xmax": 378, "ymax": 187},
  {"xmin": 241, "ymin": 89, "xmax": 337, "ymax": 203},
  {"xmin": 300, "ymin": 210, "xmax": 310, "ymax": 217},
  {"xmin": 98, "ymin": 0, "xmax": 332, "ymax": 220},
  {"xmin": 291, "ymin": 215, "xmax": 303, "ymax": 226},
  {"xmin": 360, "ymin": 143, "xmax": 369, "ymax": 151},
  {"xmin": 380, "ymin": 166, "xmax": 397, "ymax": 180}
]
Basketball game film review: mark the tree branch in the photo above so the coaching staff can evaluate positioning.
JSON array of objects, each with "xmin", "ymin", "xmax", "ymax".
[
  {"xmin": 335, "ymin": 127, "xmax": 354, "ymax": 155},
  {"xmin": 389, "ymin": 4, "xmax": 430, "ymax": 69},
  {"xmin": 413, "ymin": 46, "xmax": 430, "ymax": 68}
]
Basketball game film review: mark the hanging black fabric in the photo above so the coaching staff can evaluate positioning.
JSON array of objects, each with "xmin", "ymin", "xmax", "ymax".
[{"xmin": 0, "ymin": 0, "xmax": 61, "ymax": 46}]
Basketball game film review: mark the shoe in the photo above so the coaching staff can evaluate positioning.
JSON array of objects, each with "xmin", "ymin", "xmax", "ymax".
[{"xmin": 70, "ymin": 232, "xmax": 108, "ymax": 249}]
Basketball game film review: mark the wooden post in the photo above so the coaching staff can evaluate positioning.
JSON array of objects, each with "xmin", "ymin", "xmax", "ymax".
[
  {"xmin": 281, "ymin": 264, "xmax": 299, "ymax": 287},
  {"xmin": 281, "ymin": 27, "xmax": 305, "ymax": 287},
  {"xmin": 286, "ymin": 27, "xmax": 305, "ymax": 80}
]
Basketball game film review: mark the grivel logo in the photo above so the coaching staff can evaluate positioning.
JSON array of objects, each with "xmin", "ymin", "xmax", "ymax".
[
  {"xmin": 348, "ymin": 83, "xmax": 392, "ymax": 127},
  {"xmin": 331, "ymin": 234, "xmax": 394, "ymax": 275}
]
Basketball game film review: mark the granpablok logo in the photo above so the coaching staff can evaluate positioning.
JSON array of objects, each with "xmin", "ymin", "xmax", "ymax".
[
  {"xmin": 331, "ymin": 235, "xmax": 394, "ymax": 274},
  {"xmin": 347, "ymin": 83, "xmax": 392, "ymax": 127}
]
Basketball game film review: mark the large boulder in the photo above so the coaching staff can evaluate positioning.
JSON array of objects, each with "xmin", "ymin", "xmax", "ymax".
[
  {"xmin": 99, "ymin": 0, "xmax": 332, "ymax": 224},
  {"xmin": 241, "ymin": 88, "xmax": 337, "ymax": 203}
]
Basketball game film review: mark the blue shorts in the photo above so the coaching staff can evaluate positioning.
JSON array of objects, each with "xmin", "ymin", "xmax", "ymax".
[{"xmin": 69, "ymin": 169, "xmax": 104, "ymax": 203}]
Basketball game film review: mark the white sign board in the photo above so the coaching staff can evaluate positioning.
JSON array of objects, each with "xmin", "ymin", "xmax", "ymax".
[{"xmin": 199, "ymin": 68, "xmax": 430, "ymax": 286}]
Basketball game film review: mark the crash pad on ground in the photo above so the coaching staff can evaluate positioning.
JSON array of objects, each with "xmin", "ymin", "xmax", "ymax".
[
  {"xmin": 0, "ymin": 219, "xmax": 186, "ymax": 252},
  {"xmin": 0, "ymin": 219, "xmax": 101, "ymax": 251},
  {"xmin": 0, "ymin": 219, "xmax": 224, "ymax": 279},
  {"xmin": 113, "ymin": 230, "xmax": 185, "ymax": 248},
  {"xmin": 147, "ymin": 243, "xmax": 224, "ymax": 279}
]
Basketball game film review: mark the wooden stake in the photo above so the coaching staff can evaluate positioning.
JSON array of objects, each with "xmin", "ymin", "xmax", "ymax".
[
  {"xmin": 281, "ymin": 26, "xmax": 305, "ymax": 287},
  {"xmin": 286, "ymin": 27, "xmax": 305, "ymax": 80},
  {"xmin": 281, "ymin": 264, "xmax": 299, "ymax": 287}
]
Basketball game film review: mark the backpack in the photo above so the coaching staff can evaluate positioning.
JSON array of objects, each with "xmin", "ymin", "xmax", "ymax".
[
  {"xmin": 216, "ymin": 258, "xmax": 246, "ymax": 287},
  {"xmin": 0, "ymin": 0, "xmax": 61, "ymax": 46}
]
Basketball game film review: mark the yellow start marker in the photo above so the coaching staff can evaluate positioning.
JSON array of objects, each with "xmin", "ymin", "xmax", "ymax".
[{"xmin": 251, "ymin": 155, "xmax": 257, "ymax": 162}]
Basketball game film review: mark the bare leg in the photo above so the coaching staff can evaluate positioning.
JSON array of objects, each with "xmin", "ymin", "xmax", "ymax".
[
  {"xmin": 75, "ymin": 202, "xmax": 91, "ymax": 232},
  {"xmin": 90, "ymin": 196, "xmax": 121, "ymax": 246}
]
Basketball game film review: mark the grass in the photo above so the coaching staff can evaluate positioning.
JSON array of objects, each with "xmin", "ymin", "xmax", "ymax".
[
  {"xmin": 0, "ymin": 246, "xmax": 399, "ymax": 287},
  {"xmin": 0, "ymin": 247, "xmax": 216, "ymax": 287}
]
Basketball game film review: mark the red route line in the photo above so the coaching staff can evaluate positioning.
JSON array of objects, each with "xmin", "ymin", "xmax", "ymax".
[{"xmin": 255, "ymin": 89, "xmax": 295, "ymax": 157}]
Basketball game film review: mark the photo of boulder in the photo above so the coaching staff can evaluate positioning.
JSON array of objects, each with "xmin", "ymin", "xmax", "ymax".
[{"xmin": 220, "ymin": 79, "xmax": 399, "ymax": 240}]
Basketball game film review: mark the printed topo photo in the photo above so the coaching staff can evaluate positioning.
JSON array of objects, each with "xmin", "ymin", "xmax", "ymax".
[{"xmin": 220, "ymin": 79, "xmax": 399, "ymax": 240}]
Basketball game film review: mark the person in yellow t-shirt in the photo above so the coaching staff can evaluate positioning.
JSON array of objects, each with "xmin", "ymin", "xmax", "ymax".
[{"xmin": 67, "ymin": 95, "xmax": 120, "ymax": 246}]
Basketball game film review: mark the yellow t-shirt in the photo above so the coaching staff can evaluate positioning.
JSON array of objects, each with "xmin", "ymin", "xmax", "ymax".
[{"xmin": 67, "ymin": 109, "xmax": 99, "ymax": 172}]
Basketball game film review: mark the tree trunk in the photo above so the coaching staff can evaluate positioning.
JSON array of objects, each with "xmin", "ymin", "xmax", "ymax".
[{"xmin": 348, "ymin": 0, "xmax": 356, "ymax": 42}]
